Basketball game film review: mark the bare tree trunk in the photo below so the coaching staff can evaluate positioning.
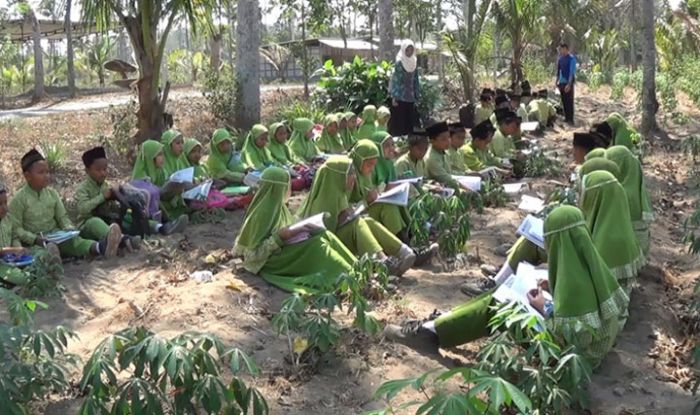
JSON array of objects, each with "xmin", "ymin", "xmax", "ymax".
[
  {"xmin": 640, "ymin": 0, "xmax": 657, "ymax": 135},
  {"xmin": 210, "ymin": 33, "xmax": 222, "ymax": 73},
  {"xmin": 65, "ymin": 0, "xmax": 76, "ymax": 98},
  {"xmin": 378, "ymin": 0, "xmax": 395, "ymax": 62},
  {"xmin": 29, "ymin": 9, "xmax": 44, "ymax": 102},
  {"xmin": 301, "ymin": 1, "xmax": 309, "ymax": 98},
  {"xmin": 235, "ymin": 0, "xmax": 261, "ymax": 129},
  {"xmin": 227, "ymin": 1, "xmax": 236, "ymax": 70},
  {"xmin": 630, "ymin": 0, "xmax": 637, "ymax": 70}
]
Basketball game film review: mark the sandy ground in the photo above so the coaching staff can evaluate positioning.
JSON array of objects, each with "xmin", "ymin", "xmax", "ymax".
[{"xmin": 0, "ymin": 84, "xmax": 698, "ymax": 414}]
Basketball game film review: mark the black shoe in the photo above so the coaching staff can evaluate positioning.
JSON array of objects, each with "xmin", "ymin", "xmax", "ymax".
[
  {"xmin": 161, "ymin": 215, "xmax": 188, "ymax": 235},
  {"xmin": 460, "ymin": 278, "xmax": 495, "ymax": 297},
  {"xmin": 383, "ymin": 321, "xmax": 439, "ymax": 355},
  {"xmin": 414, "ymin": 243, "xmax": 439, "ymax": 267}
]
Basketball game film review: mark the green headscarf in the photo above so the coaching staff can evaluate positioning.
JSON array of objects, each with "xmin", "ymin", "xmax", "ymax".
[
  {"xmin": 132, "ymin": 140, "xmax": 166, "ymax": 185},
  {"xmin": 161, "ymin": 130, "xmax": 188, "ymax": 176},
  {"xmin": 604, "ymin": 146, "xmax": 653, "ymax": 223},
  {"xmin": 544, "ymin": 205, "xmax": 628, "ymax": 365},
  {"xmin": 234, "ymin": 167, "xmax": 293, "ymax": 254},
  {"xmin": 341, "ymin": 112, "xmax": 357, "ymax": 149},
  {"xmin": 579, "ymin": 158, "xmax": 622, "ymax": 182},
  {"xmin": 317, "ymin": 114, "xmax": 345, "ymax": 154},
  {"xmin": 349, "ymin": 139, "xmax": 380, "ymax": 202},
  {"xmin": 207, "ymin": 128, "xmax": 244, "ymax": 178},
  {"xmin": 288, "ymin": 118, "xmax": 319, "ymax": 162},
  {"xmin": 183, "ymin": 138, "xmax": 207, "ymax": 181},
  {"xmin": 580, "ymin": 171, "xmax": 644, "ymax": 282},
  {"xmin": 376, "ymin": 106, "xmax": 391, "ymax": 132},
  {"xmin": 242, "ymin": 124, "xmax": 273, "ymax": 170},
  {"xmin": 369, "ymin": 131, "xmax": 397, "ymax": 185},
  {"xmin": 606, "ymin": 113, "xmax": 639, "ymax": 150},
  {"xmin": 297, "ymin": 156, "xmax": 353, "ymax": 232},
  {"xmin": 356, "ymin": 105, "xmax": 378, "ymax": 140},
  {"xmin": 267, "ymin": 123, "xmax": 295, "ymax": 166},
  {"xmin": 585, "ymin": 148, "xmax": 606, "ymax": 161}
]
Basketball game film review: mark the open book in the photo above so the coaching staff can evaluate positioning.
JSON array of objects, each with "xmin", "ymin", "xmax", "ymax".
[
  {"xmin": 503, "ymin": 182, "xmax": 527, "ymax": 195},
  {"xmin": 517, "ymin": 215, "xmax": 545, "ymax": 249},
  {"xmin": 167, "ymin": 167, "xmax": 195, "ymax": 185},
  {"xmin": 453, "ymin": 175, "xmax": 482, "ymax": 192},
  {"xmin": 338, "ymin": 204, "xmax": 367, "ymax": 228},
  {"xmin": 389, "ymin": 177, "xmax": 423, "ymax": 186},
  {"xmin": 183, "ymin": 180, "xmax": 213, "ymax": 201},
  {"xmin": 520, "ymin": 121, "xmax": 540, "ymax": 132},
  {"xmin": 285, "ymin": 213, "xmax": 329, "ymax": 245},
  {"xmin": 44, "ymin": 230, "xmax": 80, "ymax": 245},
  {"xmin": 518, "ymin": 195, "xmax": 545, "ymax": 213},
  {"xmin": 372, "ymin": 183, "xmax": 410, "ymax": 207},
  {"xmin": 243, "ymin": 171, "xmax": 263, "ymax": 187},
  {"xmin": 492, "ymin": 262, "xmax": 551, "ymax": 324}
]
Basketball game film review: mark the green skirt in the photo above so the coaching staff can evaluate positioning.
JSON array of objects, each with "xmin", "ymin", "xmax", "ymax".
[
  {"xmin": 434, "ymin": 291, "xmax": 495, "ymax": 348},
  {"xmin": 368, "ymin": 204, "xmax": 408, "ymax": 235},
  {"xmin": 261, "ymin": 231, "xmax": 357, "ymax": 294},
  {"xmin": 336, "ymin": 217, "xmax": 403, "ymax": 257}
]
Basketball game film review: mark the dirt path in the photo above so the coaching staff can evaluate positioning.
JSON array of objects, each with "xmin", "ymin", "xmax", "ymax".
[{"xmin": 0, "ymin": 85, "xmax": 697, "ymax": 414}]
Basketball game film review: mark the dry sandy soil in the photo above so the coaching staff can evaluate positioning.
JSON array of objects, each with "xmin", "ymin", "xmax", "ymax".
[{"xmin": 0, "ymin": 84, "xmax": 698, "ymax": 414}]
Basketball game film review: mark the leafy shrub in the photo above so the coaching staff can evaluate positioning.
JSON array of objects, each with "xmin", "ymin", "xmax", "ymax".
[
  {"xmin": 408, "ymin": 192, "xmax": 475, "ymax": 257},
  {"xmin": 525, "ymin": 148, "xmax": 563, "ymax": 178},
  {"xmin": 656, "ymin": 72, "xmax": 679, "ymax": 117},
  {"xmin": 40, "ymin": 140, "xmax": 67, "ymax": 171},
  {"xmin": 480, "ymin": 177, "xmax": 508, "ymax": 208},
  {"xmin": 79, "ymin": 327, "xmax": 268, "ymax": 415},
  {"xmin": 19, "ymin": 249, "xmax": 64, "ymax": 298},
  {"xmin": 277, "ymin": 100, "xmax": 326, "ymax": 125},
  {"xmin": 415, "ymin": 77, "xmax": 443, "ymax": 125},
  {"xmin": 587, "ymin": 70, "xmax": 605, "ymax": 91},
  {"xmin": 673, "ymin": 56, "xmax": 700, "ymax": 106},
  {"xmin": 684, "ymin": 206, "xmax": 700, "ymax": 255},
  {"xmin": 108, "ymin": 98, "xmax": 138, "ymax": 157},
  {"xmin": 271, "ymin": 255, "xmax": 385, "ymax": 367},
  {"xmin": 522, "ymin": 55, "xmax": 552, "ymax": 87},
  {"xmin": 682, "ymin": 135, "xmax": 700, "ymax": 164},
  {"xmin": 611, "ymin": 69, "xmax": 632, "ymax": 100},
  {"xmin": 0, "ymin": 288, "xmax": 78, "ymax": 414},
  {"xmin": 203, "ymin": 66, "xmax": 240, "ymax": 127}
]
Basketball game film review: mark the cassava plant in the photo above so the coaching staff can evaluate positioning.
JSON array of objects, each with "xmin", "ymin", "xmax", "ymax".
[
  {"xmin": 480, "ymin": 177, "xmax": 508, "ymax": 208},
  {"xmin": 525, "ymin": 148, "xmax": 563, "ymax": 178},
  {"xmin": 78, "ymin": 327, "xmax": 268, "ymax": 415},
  {"xmin": 408, "ymin": 192, "xmax": 474, "ymax": 257}
]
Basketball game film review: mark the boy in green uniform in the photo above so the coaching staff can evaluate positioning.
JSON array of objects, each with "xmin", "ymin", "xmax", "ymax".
[
  {"xmin": 0, "ymin": 186, "xmax": 33, "ymax": 285},
  {"xmin": 10, "ymin": 149, "xmax": 122, "ymax": 259},
  {"xmin": 459, "ymin": 120, "xmax": 510, "ymax": 174},
  {"xmin": 395, "ymin": 133, "xmax": 429, "ymax": 179},
  {"xmin": 447, "ymin": 122, "xmax": 468, "ymax": 174},
  {"xmin": 425, "ymin": 121, "xmax": 471, "ymax": 192},
  {"xmin": 489, "ymin": 94, "xmax": 512, "ymax": 126},
  {"xmin": 74, "ymin": 147, "xmax": 141, "ymax": 251},
  {"xmin": 473, "ymin": 89, "xmax": 494, "ymax": 126},
  {"xmin": 510, "ymin": 93, "xmax": 529, "ymax": 123},
  {"xmin": 528, "ymin": 89, "xmax": 557, "ymax": 127}
]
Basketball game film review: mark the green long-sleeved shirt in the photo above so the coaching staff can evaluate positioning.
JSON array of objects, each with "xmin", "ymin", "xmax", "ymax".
[
  {"xmin": 9, "ymin": 185, "xmax": 73, "ymax": 245},
  {"xmin": 426, "ymin": 146, "xmax": 460, "ymax": 190},
  {"xmin": 489, "ymin": 127, "xmax": 516, "ymax": 159},
  {"xmin": 474, "ymin": 104, "xmax": 493, "ymax": 126},
  {"xmin": 459, "ymin": 142, "xmax": 502, "ymax": 172},
  {"xmin": 0, "ymin": 217, "xmax": 20, "ymax": 248},
  {"xmin": 394, "ymin": 153, "xmax": 426, "ymax": 179},
  {"xmin": 447, "ymin": 147, "xmax": 469, "ymax": 174},
  {"xmin": 74, "ymin": 177, "xmax": 110, "ymax": 225}
]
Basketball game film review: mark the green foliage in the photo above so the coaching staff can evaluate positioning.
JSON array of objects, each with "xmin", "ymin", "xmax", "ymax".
[
  {"xmin": 521, "ymin": 55, "xmax": 552, "ymax": 87},
  {"xmin": 0, "ymin": 288, "xmax": 78, "ymax": 414},
  {"xmin": 415, "ymin": 77, "xmax": 443, "ymax": 124},
  {"xmin": 314, "ymin": 57, "xmax": 393, "ymax": 114},
  {"xmin": 480, "ymin": 177, "xmax": 508, "ymax": 208},
  {"xmin": 271, "ymin": 255, "xmax": 385, "ymax": 367},
  {"xmin": 682, "ymin": 135, "xmax": 700, "ymax": 164},
  {"xmin": 611, "ymin": 69, "xmax": 633, "ymax": 100},
  {"xmin": 40, "ymin": 140, "xmax": 67, "ymax": 171},
  {"xmin": 408, "ymin": 192, "xmax": 476, "ymax": 257},
  {"xmin": 18, "ymin": 249, "xmax": 65, "ymax": 298},
  {"xmin": 277, "ymin": 100, "xmax": 326, "ymax": 125},
  {"xmin": 673, "ymin": 56, "xmax": 700, "ymax": 107},
  {"xmin": 108, "ymin": 99, "xmax": 138, "ymax": 157},
  {"xmin": 79, "ymin": 327, "xmax": 268, "ymax": 415},
  {"xmin": 203, "ymin": 66, "xmax": 240, "ymax": 127},
  {"xmin": 525, "ymin": 148, "xmax": 562, "ymax": 178},
  {"xmin": 586, "ymin": 29, "xmax": 625, "ymax": 82},
  {"xmin": 683, "ymin": 206, "xmax": 700, "ymax": 255}
]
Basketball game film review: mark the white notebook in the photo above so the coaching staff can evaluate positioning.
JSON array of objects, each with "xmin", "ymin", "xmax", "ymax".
[{"xmin": 516, "ymin": 215, "xmax": 545, "ymax": 249}]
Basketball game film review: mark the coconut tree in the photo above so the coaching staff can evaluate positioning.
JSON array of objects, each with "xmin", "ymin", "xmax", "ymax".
[
  {"xmin": 492, "ymin": 0, "xmax": 543, "ymax": 86},
  {"xmin": 80, "ymin": 0, "xmax": 215, "ymax": 144},
  {"xmin": 378, "ymin": 0, "xmax": 395, "ymax": 62},
  {"xmin": 640, "ymin": 0, "xmax": 657, "ymax": 135},
  {"xmin": 235, "ymin": 0, "xmax": 260, "ymax": 129},
  {"xmin": 83, "ymin": 35, "xmax": 115, "ymax": 87}
]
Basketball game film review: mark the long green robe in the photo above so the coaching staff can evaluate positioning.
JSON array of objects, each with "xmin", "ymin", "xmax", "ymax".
[
  {"xmin": 436, "ymin": 206, "xmax": 629, "ymax": 368},
  {"xmin": 233, "ymin": 167, "xmax": 356, "ymax": 293},
  {"xmin": 317, "ymin": 115, "xmax": 345, "ymax": 154},
  {"xmin": 183, "ymin": 138, "xmax": 208, "ymax": 182},
  {"xmin": 356, "ymin": 105, "xmax": 377, "ymax": 141},
  {"xmin": 579, "ymin": 171, "xmax": 645, "ymax": 294},
  {"xmin": 459, "ymin": 141, "xmax": 502, "ymax": 171},
  {"xmin": 342, "ymin": 112, "xmax": 358, "ymax": 150},
  {"xmin": 133, "ymin": 139, "xmax": 189, "ymax": 220},
  {"xmin": 349, "ymin": 139, "xmax": 406, "ymax": 235},
  {"xmin": 606, "ymin": 113, "xmax": 640, "ymax": 150},
  {"xmin": 425, "ymin": 145, "xmax": 460, "ymax": 190},
  {"xmin": 394, "ymin": 153, "xmax": 426, "ymax": 179},
  {"xmin": 161, "ymin": 130, "xmax": 189, "ymax": 176},
  {"xmin": 604, "ymin": 146, "xmax": 653, "ymax": 255},
  {"xmin": 297, "ymin": 156, "xmax": 402, "ymax": 256},
  {"xmin": 206, "ymin": 129, "xmax": 246, "ymax": 184},
  {"xmin": 267, "ymin": 123, "xmax": 300, "ymax": 166},
  {"xmin": 489, "ymin": 127, "xmax": 515, "ymax": 159},
  {"xmin": 241, "ymin": 124, "xmax": 275, "ymax": 171},
  {"xmin": 288, "ymin": 118, "xmax": 320, "ymax": 163}
]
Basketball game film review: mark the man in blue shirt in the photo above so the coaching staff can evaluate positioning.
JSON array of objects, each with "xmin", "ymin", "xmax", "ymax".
[{"xmin": 556, "ymin": 43, "xmax": 577, "ymax": 125}]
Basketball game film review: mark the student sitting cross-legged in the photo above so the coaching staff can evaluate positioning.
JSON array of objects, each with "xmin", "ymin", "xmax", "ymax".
[
  {"xmin": 385, "ymin": 205, "xmax": 629, "ymax": 369},
  {"xmin": 10, "ymin": 149, "xmax": 122, "ymax": 260},
  {"xmin": 74, "ymin": 146, "xmax": 141, "ymax": 251},
  {"xmin": 266, "ymin": 122, "xmax": 311, "ymax": 191},
  {"xmin": 447, "ymin": 122, "xmax": 468, "ymax": 174},
  {"xmin": 395, "ymin": 133, "xmax": 429, "ymax": 179},
  {"xmin": 425, "ymin": 121, "xmax": 472, "ymax": 192},
  {"xmin": 233, "ymin": 167, "xmax": 357, "ymax": 294},
  {"xmin": 459, "ymin": 120, "xmax": 510, "ymax": 175},
  {"xmin": 206, "ymin": 128, "xmax": 248, "ymax": 185},
  {"xmin": 317, "ymin": 115, "xmax": 345, "ymax": 154},
  {"xmin": 297, "ymin": 156, "xmax": 416, "ymax": 276}
]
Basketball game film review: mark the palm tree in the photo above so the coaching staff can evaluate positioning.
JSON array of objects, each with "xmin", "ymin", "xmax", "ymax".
[
  {"xmin": 640, "ymin": 0, "xmax": 657, "ymax": 135},
  {"xmin": 259, "ymin": 43, "xmax": 293, "ymax": 82},
  {"xmin": 84, "ymin": 36, "xmax": 115, "ymax": 88},
  {"xmin": 492, "ymin": 0, "xmax": 543, "ymax": 86},
  {"xmin": 378, "ymin": 0, "xmax": 395, "ymax": 62},
  {"xmin": 16, "ymin": 2, "xmax": 45, "ymax": 102},
  {"xmin": 80, "ymin": 0, "xmax": 215, "ymax": 144},
  {"xmin": 235, "ymin": 0, "xmax": 261, "ymax": 129}
]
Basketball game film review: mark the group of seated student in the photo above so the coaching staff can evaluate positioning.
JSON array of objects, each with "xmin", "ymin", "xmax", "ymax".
[{"xmin": 382, "ymin": 112, "xmax": 652, "ymax": 370}]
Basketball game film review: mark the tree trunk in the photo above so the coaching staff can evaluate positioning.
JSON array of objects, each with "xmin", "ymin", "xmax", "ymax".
[
  {"xmin": 629, "ymin": 0, "xmax": 637, "ymax": 69},
  {"xmin": 378, "ymin": 0, "xmax": 395, "ymax": 62},
  {"xmin": 640, "ymin": 0, "xmax": 657, "ymax": 135},
  {"xmin": 29, "ymin": 9, "xmax": 44, "ymax": 102},
  {"xmin": 226, "ymin": 1, "xmax": 236, "ymax": 70},
  {"xmin": 210, "ymin": 33, "xmax": 222, "ymax": 73},
  {"xmin": 65, "ymin": 0, "xmax": 76, "ymax": 98},
  {"xmin": 235, "ymin": 0, "xmax": 261, "ymax": 129},
  {"xmin": 301, "ymin": 1, "xmax": 309, "ymax": 98}
]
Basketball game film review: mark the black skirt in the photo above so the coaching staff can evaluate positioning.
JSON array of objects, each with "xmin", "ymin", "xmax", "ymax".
[{"xmin": 389, "ymin": 100, "xmax": 419, "ymax": 136}]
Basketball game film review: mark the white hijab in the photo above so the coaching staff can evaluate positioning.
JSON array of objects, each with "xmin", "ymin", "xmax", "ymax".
[{"xmin": 396, "ymin": 39, "xmax": 417, "ymax": 73}]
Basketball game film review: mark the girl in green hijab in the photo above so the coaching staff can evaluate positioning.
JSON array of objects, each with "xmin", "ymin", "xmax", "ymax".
[
  {"xmin": 604, "ymin": 145, "xmax": 653, "ymax": 256},
  {"xmin": 317, "ymin": 114, "xmax": 345, "ymax": 154},
  {"xmin": 241, "ymin": 124, "xmax": 275, "ymax": 171},
  {"xmin": 585, "ymin": 148, "xmax": 606, "ymax": 161},
  {"xmin": 288, "ymin": 118, "xmax": 320, "ymax": 163},
  {"xmin": 376, "ymin": 106, "xmax": 391, "ymax": 133},
  {"xmin": 297, "ymin": 156, "xmax": 415, "ymax": 276},
  {"xmin": 234, "ymin": 167, "xmax": 357, "ymax": 293},
  {"xmin": 385, "ymin": 205, "xmax": 628, "ymax": 368},
  {"xmin": 342, "ymin": 112, "xmax": 359, "ymax": 150},
  {"xmin": 132, "ymin": 140, "xmax": 190, "ymax": 220},
  {"xmin": 606, "ymin": 113, "xmax": 640, "ymax": 150},
  {"xmin": 184, "ymin": 138, "xmax": 207, "ymax": 182},
  {"xmin": 580, "ymin": 171, "xmax": 645, "ymax": 295},
  {"xmin": 349, "ymin": 139, "xmax": 407, "ymax": 236},
  {"xmin": 161, "ymin": 130, "xmax": 189, "ymax": 176},
  {"xmin": 268, "ymin": 123, "xmax": 298, "ymax": 166},
  {"xmin": 206, "ymin": 128, "xmax": 246, "ymax": 185},
  {"xmin": 356, "ymin": 105, "xmax": 378, "ymax": 140}
]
